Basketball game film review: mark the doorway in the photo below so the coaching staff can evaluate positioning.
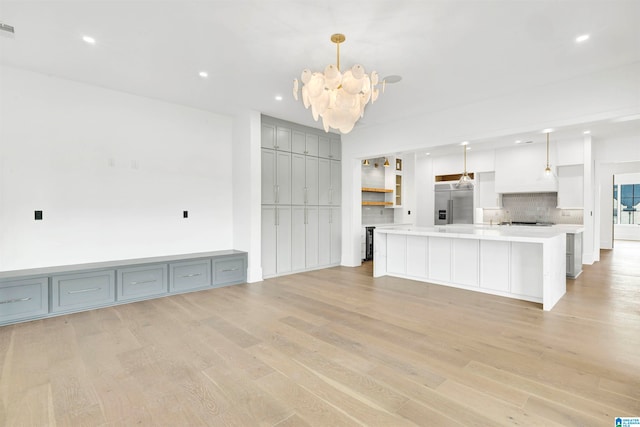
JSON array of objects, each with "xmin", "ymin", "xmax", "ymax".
[{"xmin": 613, "ymin": 173, "xmax": 640, "ymax": 242}]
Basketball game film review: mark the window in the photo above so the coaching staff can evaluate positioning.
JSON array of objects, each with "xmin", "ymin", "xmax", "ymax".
[{"xmin": 613, "ymin": 183, "xmax": 640, "ymax": 225}]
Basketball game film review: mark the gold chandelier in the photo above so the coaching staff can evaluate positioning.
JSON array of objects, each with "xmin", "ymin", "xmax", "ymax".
[{"xmin": 293, "ymin": 33, "xmax": 385, "ymax": 134}]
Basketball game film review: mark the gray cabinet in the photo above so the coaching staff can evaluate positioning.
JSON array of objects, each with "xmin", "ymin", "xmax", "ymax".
[
  {"xmin": 0, "ymin": 251, "xmax": 247, "ymax": 326},
  {"xmin": 169, "ymin": 259, "xmax": 212, "ymax": 292},
  {"xmin": 261, "ymin": 123, "xmax": 291, "ymax": 151},
  {"xmin": 261, "ymin": 148, "xmax": 291, "ymax": 205},
  {"xmin": 0, "ymin": 277, "xmax": 48, "ymax": 323},
  {"xmin": 262, "ymin": 115, "xmax": 341, "ymax": 278},
  {"xmin": 318, "ymin": 206, "xmax": 341, "ymax": 266},
  {"xmin": 319, "ymin": 159, "xmax": 341, "ymax": 205},
  {"xmin": 292, "ymin": 154, "xmax": 319, "ymax": 205},
  {"xmin": 52, "ymin": 270, "xmax": 116, "ymax": 313},
  {"xmin": 117, "ymin": 264, "xmax": 168, "ymax": 301},
  {"xmin": 213, "ymin": 256, "xmax": 247, "ymax": 287},
  {"xmin": 291, "ymin": 206, "xmax": 319, "ymax": 271},
  {"xmin": 292, "ymin": 131, "xmax": 319, "ymax": 157},
  {"xmin": 319, "ymin": 136, "xmax": 341, "ymax": 160},
  {"xmin": 261, "ymin": 205, "xmax": 292, "ymax": 277},
  {"xmin": 566, "ymin": 232, "xmax": 583, "ymax": 278}
]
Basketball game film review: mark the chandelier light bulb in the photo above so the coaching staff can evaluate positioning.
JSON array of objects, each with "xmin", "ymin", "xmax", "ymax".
[{"xmin": 293, "ymin": 33, "xmax": 385, "ymax": 134}]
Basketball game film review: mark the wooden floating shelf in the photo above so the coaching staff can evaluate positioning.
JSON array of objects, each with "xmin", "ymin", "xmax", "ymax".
[
  {"xmin": 362, "ymin": 187, "xmax": 393, "ymax": 193},
  {"xmin": 362, "ymin": 201, "xmax": 394, "ymax": 206}
]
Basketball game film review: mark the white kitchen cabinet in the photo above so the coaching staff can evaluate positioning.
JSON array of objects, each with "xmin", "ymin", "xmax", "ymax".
[
  {"xmin": 306, "ymin": 207, "xmax": 319, "ymax": 269},
  {"xmin": 479, "ymin": 240, "xmax": 510, "ymax": 292},
  {"xmin": 406, "ymin": 235, "xmax": 428, "ymax": 278},
  {"xmin": 261, "ymin": 148, "xmax": 291, "ymax": 205},
  {"xmin": 452, "ymin": 239, "xmax": 479, "ymax": 287},
  {"xmin": 261, "ymin": 206, "xmax": 292, "ymax": 277},
  {"xmin": 428, "ymin": 237, "xmax": 452, "ymax": 282},
  {"xmin": 386, "ymin": 234, "xmax": 407, "ymax": 275},
  {"xmin": 477, "ymin": 172, "xmax": 502, "ymax": 208},
  {"xmin": 510, "ymin": 242, "xmax": 543, "ymax": 298},
  {"xmin": 319, "ymin": 207, "xmax": 341, "ymax": 267},
  {"xmin": 319, "ymin": 158, "xmax": 341, "ymax": 205},
  {"xmin": 557, "ymin": 165, "xmax": 584, "ymax": 208},
  {"xmin": 495, "ymin": 144, "xmax": 558, "ymax": 193}
]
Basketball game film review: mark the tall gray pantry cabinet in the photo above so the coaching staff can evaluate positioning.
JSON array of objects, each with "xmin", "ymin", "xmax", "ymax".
[{"xmin": 261, "ymin": 116, "xmax": 341, "ymax": 278}]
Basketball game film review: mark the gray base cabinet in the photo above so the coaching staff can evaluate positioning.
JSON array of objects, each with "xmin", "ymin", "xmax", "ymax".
[
  {"xmin": 118, "ymin": 264, "xmax": 168, "ymax": 301},
  {"xmin": 0, "ymin": 250, "xmax": 247, "ymax": 326},
  {"xmin": 566, "ymin": 232, "xmax": 583, "ymax": 278},
  {"xmin": 52, "ymin": 270, "xmax": 116, "ymax": 313},
  {"xmin": 0, "ymin": 277, "xmax": 48, "ymax": 323}
]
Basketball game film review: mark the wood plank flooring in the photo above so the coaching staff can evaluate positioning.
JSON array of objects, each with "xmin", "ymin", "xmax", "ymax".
[{"xmin": 1, "ymin": 241, "xmax": 639, "ymax": 426}]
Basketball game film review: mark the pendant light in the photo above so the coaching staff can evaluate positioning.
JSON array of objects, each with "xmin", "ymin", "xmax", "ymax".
[
  {"xmin": 383, "ymin": 158, "xmax": 390, "ymax": 167},
  {"xmin": 455, "ymin": 143, "xmax": 473, "ymax": 189},
  {"xmin": 544, "ymin": 132, "xmax": 553, "ymax": 176},
  {"xmin": 363, "ymin": 159, "xmax": 370, "ymax": 166}
]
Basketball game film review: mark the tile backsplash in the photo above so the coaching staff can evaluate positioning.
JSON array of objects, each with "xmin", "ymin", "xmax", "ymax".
[{"xmin": 483, "ymin": 192, "xmax": 583, "ymax": 224}]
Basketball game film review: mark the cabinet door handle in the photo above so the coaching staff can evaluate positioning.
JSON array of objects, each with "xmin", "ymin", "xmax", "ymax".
[
  {"xmin": 276, "ymin": 185, "xmax": 280, "ymax": 203},
  {"xmin": 68, "ymin": 287, "xmax": 101, "ymax": 294},
  {"xmin": 330, "ymin": 209, "xmax": 333, "ymax": 224},
  {"xmin": 182, "ymin": 273, "xmax": 201, "ymax": 278},
  {"xmin": 276, "ymin": 208, "xmax": 279, "ymax": 226},
  {"xmin": 221, "ymin": 268, "xmax": 239, "ymax": 272},
  {"xmin": 304, "ymin": 187, "xmax": 308, "ymax": 204},
  {"xmin": 130, "ymin": 279, "xmax": 156, "ymax": 285},
  {"xmin": 329, "ymin": 188, "xmax": 333, "ymax": 204},
  {"xmin": 0, "ymin": 297, "xmax": 32, "ymax": 305},
  {"xmin": 305, "ymin": 208, "xmax": 308, "ymax": 225}
]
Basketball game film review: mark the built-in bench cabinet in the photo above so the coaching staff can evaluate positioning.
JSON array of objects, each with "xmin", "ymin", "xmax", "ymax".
[{"xmin": 0, "ymin": 250, "xmax": 247, "ymax": 326}]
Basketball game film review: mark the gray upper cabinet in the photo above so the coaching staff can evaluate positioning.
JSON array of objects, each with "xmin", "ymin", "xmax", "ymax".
[
  {"xmin": 261, "ymin": 123, "xmax": 291, "ymax": 151},
  {"xmin": 319, "ymin": 136, "xmax": 341, "ymax": 159},
  {"xmin": 261, "ymin": 148, "xmax": 291, "ymax": 205},
  {"xmin": 261, "ymin": 123, "xmax": 276, "ymax": 149},
  {"xmin": 291, "ymin": 131, "xmax": 319, "ymax": 157}
]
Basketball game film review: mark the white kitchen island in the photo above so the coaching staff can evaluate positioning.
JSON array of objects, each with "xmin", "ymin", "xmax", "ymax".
[{"xmin": 374, "ymin": 225, "xmax": 567, "ymax": 310}]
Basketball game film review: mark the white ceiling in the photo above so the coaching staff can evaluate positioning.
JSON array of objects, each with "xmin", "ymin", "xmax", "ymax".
[{"xmin": 1, "ymin": 0, "xmax": 639, "ymax": 151}]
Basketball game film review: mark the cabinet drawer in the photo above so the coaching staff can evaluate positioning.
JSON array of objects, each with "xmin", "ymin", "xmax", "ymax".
[
  {"xmin": 117, "ymin": 264, "xmax": 168, "ymax": 301},
  {"xmin": 52, "ymin": 270, "xmax": 115, "ymax": 313},
  {"xmin": 213, "ymin": 256, "xmax": 246, "ymax": 287},
  {"xmin": 170, "ymin": 259, "xmax": 211, "ymax": 292},
  {"xmin": 0, "ymin": 277, "xmax": 49, "ymax": 323},
  {"xmin": 566, "ymin": 234, "xmax": 574, "ymax": 252}
]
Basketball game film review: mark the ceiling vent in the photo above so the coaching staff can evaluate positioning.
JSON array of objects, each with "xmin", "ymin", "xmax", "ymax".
[{"xmin": 0, "ymin": 22, "xmax": 15, "ymax": 38}]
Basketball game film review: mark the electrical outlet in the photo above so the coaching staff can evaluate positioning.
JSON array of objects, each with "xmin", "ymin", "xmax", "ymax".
[
  {"xmin": 408, "ymin": 210, "xmax": 411, "ymax": 215},
  {"xmin": 34, "ymin": 210, "xmax": 43, "ymax": 220},
  {"xmin": 183, "ymin": 210, "xmax": 188, "ymax": 218}
]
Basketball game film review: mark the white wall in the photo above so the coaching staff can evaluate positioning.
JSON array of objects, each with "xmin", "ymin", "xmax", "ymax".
[
  {"xmin": 0, "ymin": 66, "xmax": 235, "ymax": 270},
  {"xmin": 232, "ymin": 110, "xmax": 263, "ymax": 282}
]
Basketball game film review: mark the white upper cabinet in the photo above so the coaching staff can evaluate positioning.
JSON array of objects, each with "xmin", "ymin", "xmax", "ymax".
[
  {"xmin": 305, "ymin": 134, "xmax": 319, "ymax": 157},
  {"xmin": 261, "ymin": 148, "xmax": 291, "ymax": 204},
  {"xmin": 477, "ymin": 172, "xmax": 502, "ymax": 208},
  {"xmin": 261, "ymin": 123, "xmax": 276, "ymax": 149},
  {"xmin": 261, "ymin": 123, "xmax": 291, "ymax": 151},
  {"xmin": 557, "ymin": 164, "xmax": 584, "ymax": 208},
  {"xmin": 495, "ymin": 144, "xmax": 558, "ymax": 193}
]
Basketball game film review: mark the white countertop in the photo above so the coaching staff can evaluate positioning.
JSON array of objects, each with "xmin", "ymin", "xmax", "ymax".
[
  {"xmin": 362, "ymin": 223, "xmax": 414, "ymax": 228},
  {"xmin": 374, "ymin": 224, "xmax": 578, "ymax": 243}
]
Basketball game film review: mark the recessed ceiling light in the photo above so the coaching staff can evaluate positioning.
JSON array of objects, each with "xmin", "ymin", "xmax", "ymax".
[
  {"xmin": 82, "ymin": 35, "xmax": 96, "ymax": 45},
  {"xmin": 576, "ymin": 34, "xmax": 590, "ymax": 43},
  {"xmin": 275, "ymin": 95, "xmax": 283, "ymax": 101},
  {"xmin": 466, "ymin": 147, "xmax": 471, "ymax": 151},
  {"xmin": 583, "ymin": 130, "xmax": 591, "ymax": 134},
  {"xmin": 425, "ymin": 153, "xmax": 431, "ymax": 156},
  {"xmin": 542, "ymin": 128, "xmax": 553, "ymax": 133},
  {"xmin": 461, "ymin": 141, "xmax": 469, "ymax": 146},
  {"xmin": 515, "ymin": 140, "xmax": 522, "ymax": 144},
  {"xmin": 198, "ymin": 71, "xmax": 208, "ymax": 78}
]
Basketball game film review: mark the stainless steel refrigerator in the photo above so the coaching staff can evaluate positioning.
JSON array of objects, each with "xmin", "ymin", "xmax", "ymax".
[{"xmin": 434, "ymin": 183, "xmax": 474, "ymax": 225}]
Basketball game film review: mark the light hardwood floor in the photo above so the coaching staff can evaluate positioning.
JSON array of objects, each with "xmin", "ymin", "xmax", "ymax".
[{"xmin": 1, "ymin": 242, "xmax": 639, "ymax": 426}]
